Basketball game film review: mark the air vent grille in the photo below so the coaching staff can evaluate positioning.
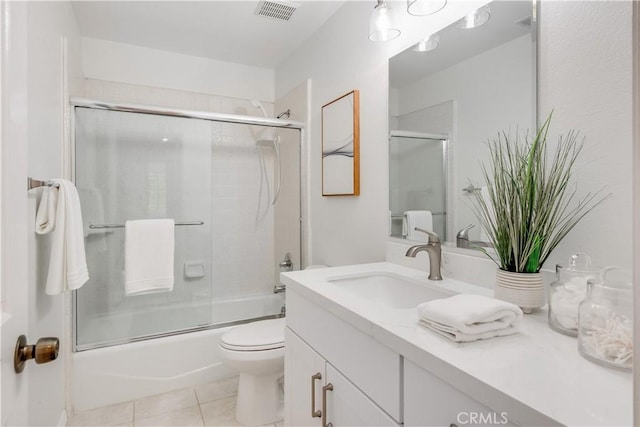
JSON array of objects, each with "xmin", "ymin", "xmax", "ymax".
[{"xmin": 254, "ymin": 0, "xmax": 298, "ymax": 21}]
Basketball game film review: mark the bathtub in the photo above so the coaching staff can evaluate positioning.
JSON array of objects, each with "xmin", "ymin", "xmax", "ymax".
[{"xmin": 72, "ymin": 293, "xmax": 284, "ymax": 411}]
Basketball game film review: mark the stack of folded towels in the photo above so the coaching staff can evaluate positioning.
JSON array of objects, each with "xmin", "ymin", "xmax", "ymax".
[{"xmin": 417, "ymin": 294, "xmax": 523, "ymax": 342}]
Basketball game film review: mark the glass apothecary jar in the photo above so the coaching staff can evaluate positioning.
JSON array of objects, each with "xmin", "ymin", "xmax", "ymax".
[
  {"xmin": 578, "ymin": 267, "xmax": 633, "ymax": 371},
  {"xmin": 548, "ymin": 253, "xmax": 602, "ymax": 337}
]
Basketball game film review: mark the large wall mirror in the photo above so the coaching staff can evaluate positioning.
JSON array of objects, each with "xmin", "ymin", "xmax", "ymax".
[{"xmin": 388, "ymin": 0, "xmax": 536, "ymax": 246}]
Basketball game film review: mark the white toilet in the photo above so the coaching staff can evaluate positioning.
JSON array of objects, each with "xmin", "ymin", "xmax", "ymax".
[{"xmin": 219, "ymin": 317, "xmax": 286, "ymax": 426}]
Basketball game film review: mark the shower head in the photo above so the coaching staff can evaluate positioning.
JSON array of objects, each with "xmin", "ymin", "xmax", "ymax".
[
  {"xmin": 276, "ymin": 109, "xmax": 291, "ymax": 119},
  {"xmin": 250, "ymin": 99, "xmax": 268, "ymax": 118}
]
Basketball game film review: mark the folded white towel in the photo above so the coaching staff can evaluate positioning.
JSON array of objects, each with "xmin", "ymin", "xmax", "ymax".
[
  {"xmin": 125, "ymin": 219, "xmax": 175, "ymax": 296},
  {"xmin": 417, "ymin": 294, "xmax": 523, "ymax": 342},
  {"xmin": 36, "ymin": 179, "xmax": 90, "ymax": 295},
  {"xmin": 419, "ymin": 319, "xmax": 519, "ymax": 342},
  {"xmin": 403, "ymin": 210, "xmax": 433, "ymax": 242}
]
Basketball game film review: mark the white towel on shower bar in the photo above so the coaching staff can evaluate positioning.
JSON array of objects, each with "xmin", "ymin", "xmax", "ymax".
[
  {"xmin": 36, "ymin": 179, "xmax": 90, "ymax": 295},
  {"xmin": 403, "ymin": 210, "xmax": 432, "ymax": 242},
  {"xmin": 124, "ymin": 219, "xmax": 175, "ymax": 296}
]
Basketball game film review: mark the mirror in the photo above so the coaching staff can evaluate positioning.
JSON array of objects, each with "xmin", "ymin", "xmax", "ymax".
[{"xmin": 388, "ymin": 0, "xmax": 536, "ymax": 246}]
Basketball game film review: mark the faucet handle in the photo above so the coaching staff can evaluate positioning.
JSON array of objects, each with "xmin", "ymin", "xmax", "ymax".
[
  {"xmin": 456, "ymin": 224, "xmax": 475, "ymax": 239},
  {"xmin": 414, "ymin": 227, "xmax": 440, "ymax": 243}
]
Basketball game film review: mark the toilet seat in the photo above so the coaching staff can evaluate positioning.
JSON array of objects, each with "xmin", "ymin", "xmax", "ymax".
[{"xmin": 220, "ymin": 317, "xmax": 285, "ymax": 351}]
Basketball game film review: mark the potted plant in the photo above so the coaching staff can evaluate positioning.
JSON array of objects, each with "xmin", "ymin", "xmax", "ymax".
[{"xmin": 470, "ymin": 113, "xmax": 608, "ymax": 313}]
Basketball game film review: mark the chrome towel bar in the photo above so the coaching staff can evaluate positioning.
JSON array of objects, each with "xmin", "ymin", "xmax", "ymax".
[
  {"xmin": 28, "ymin": 177, "xmax": 60, "ymax": 191},
  {"xmin": 89, "ymin": 221, "xmax": 204, "ymax": 230}
]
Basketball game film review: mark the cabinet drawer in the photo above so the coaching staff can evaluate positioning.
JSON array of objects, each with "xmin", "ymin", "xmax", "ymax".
[
  {"xmin": 404, "ymin": 359, "xmax": 516, "ymax": 427},
  {"xmin": 287, "ymin": 291, "xmax": 401, "ymax": 421}
]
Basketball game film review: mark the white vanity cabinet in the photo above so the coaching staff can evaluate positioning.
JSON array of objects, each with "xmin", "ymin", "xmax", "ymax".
[
  {"xmin": 285, "ymin": 291, "xmax": 401, "ymax": 427},
  {"xmin": 404, "ymin": 359, "xmax": 516, "ymax": 427},
  {"xmin": 285, "ymin": 328, "xmax": 398, "ymax": 427}
]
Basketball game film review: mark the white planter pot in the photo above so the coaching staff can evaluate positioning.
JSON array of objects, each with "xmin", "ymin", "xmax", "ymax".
[{"xmin": 494, "ymin": 269, "xmax": 545, "ymax": 314}]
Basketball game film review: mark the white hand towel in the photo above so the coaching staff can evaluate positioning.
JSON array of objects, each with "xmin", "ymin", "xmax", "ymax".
[
  {"xmin": 125, "ymin": 219, "xmax": 175, "ymax": 296},
  {"xmin": 35, "ymin": 186, "xmax": 58, "ymax": 234},
  {"xmin": 417, "ymin": 294, "xmax": 523, "ymax": 341},
  {"xmin": 403, "ymin": 210, "xmax": 433, "ymax": 242},
  {"xmin": 419, "ymin": 319, "xmax": 519, "ymax": 342},
  {"xmin": 36, "ymin": 179, "xmax": 90, "ymax": 295}
]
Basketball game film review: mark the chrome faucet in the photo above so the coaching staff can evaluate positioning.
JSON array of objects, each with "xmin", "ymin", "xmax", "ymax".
[
  {"xmin": 456, "ymin": 224, "xmax": 475, "ymax": 248},
  {"xmin": 405, "ymin": 228, "xmax": 442, "ymax": 281}
]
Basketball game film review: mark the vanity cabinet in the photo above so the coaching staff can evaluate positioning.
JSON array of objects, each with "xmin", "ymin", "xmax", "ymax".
[
  {"xmin": 285, "ymin": 328, "xmax": 398, "ymax": 427},
  {"xmin": 285, "ymin": 289, "xmax": 519, "ymax": 427},
  {"xmin": 404, "ymin": 359, "xmax": 516, "ymax": 427},
  {"xmin": 286, "ymin": 291, "xmax": 402, "ymax": 426}
]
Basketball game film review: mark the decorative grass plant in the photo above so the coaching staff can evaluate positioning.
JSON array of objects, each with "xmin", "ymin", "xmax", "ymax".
[{"xmin": 471, "ymin": 113, "xmax": 608, "ymax": 273}]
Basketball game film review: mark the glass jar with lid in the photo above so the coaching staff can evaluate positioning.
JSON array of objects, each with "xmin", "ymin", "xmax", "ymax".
[
  {"xmin": 548, "ymin": 253, "xmax": 602, "ymax": 337},
  {"xmin": 577, "ymin": 267, "xmax": 632, "ymax": 371}
]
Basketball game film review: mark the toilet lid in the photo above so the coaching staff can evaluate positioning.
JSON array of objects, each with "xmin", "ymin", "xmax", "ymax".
[{"xmin": 220, "ymin": 318, "xmax": 285, "ymax": 351}]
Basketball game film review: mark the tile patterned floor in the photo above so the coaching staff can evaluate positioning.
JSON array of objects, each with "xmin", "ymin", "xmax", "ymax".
[{"xmin": 66, "ymin": 377, "xmax": 283, "ymax": 427}]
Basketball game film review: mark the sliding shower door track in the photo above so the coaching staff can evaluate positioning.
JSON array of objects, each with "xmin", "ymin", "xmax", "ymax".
[{"xmin": 74, "ymin": 313, "xmax": 284, "ymax": 352}]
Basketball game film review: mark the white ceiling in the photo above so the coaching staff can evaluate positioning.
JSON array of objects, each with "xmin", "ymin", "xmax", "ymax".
[{"xmin": 71, "ymin": 0, "xmax": 347, "ymax": 69}]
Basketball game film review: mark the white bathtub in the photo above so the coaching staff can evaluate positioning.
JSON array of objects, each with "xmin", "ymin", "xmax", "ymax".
[{"xmin": 72, "ymin": 294, "xmax": 284, "ymax": 411}]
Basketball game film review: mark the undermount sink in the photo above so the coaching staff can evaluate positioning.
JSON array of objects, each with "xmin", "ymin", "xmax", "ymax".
[{"xmin": 327, "ymin": 272, "xmax": 455, "ymax": 309}]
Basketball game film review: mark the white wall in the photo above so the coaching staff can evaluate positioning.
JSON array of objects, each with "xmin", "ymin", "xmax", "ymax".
[
  {"xmin": 81, "ymin": 37, "xmax": 275, "ymax": 103},
  {"xmin": 276, "ymin": 0, "xmax": 633, "ymax": 272},
  {"xmin": 275, "ymin": 1, "xmax": 486, "ymax": 267},
  {"xmin": 538, "ymin": 1, "xmax": 632, "ymax": 270},
  {"xmin": 25, "ymin": 1, "xmax": 83, "ymax": 424}
]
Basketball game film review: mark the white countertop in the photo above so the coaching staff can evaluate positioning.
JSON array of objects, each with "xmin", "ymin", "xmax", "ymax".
[{"xmin": 281, "ymin": 262, "xmax": 632, "ymax": 427}]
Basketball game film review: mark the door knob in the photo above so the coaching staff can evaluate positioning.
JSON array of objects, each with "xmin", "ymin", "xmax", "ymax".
[{"xmin": 14, "ymin": 335, "xmax": 59, "ymax": 373}]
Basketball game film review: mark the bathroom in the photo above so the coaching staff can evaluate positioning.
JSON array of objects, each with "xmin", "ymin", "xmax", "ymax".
[{"xmin": 0, "ymin": 0, "xmax": 637, "ymax": 426}]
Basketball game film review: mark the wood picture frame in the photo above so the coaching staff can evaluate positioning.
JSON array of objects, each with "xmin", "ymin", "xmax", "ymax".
[{"xmin": 321, "ymin": 90, "xmax": 360, "ymax": 196}]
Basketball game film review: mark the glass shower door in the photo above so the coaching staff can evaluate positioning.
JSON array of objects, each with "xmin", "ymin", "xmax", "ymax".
[
  {"xmin": 389, "ymin": 133, "xmax": 448, "ymax": 241},
  {"xmin": 74, "ymin": 107, "xmax": 215, "ymax": 349},
  {"xmin": 74, "ymin": 106, "xmax": 301, "ymax": 350}
]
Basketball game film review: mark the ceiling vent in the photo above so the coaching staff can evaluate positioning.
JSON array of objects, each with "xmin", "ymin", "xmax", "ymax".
[{"xmin": 254, "ymin": 0, "xmax": 299, "ymax": 21}]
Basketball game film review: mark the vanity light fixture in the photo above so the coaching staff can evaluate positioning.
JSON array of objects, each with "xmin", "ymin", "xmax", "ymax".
[
  {"xmin": 456, "ymin": 5, "xmax": 491, "ymax": 29},
  {"xmin": 413, "ymin": 34, "xmax": 439, "ymax": 52},
  {"xmin": 407, "ymin": 0, "xmax": 447, "ymax": 16},
  {"xmin": 369, "ymin": 0, "xmax": 401, "ymax": 42}
]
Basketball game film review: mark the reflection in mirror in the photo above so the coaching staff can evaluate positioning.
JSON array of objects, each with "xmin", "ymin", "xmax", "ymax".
[
  {"xmin": 388, "ymin": 0, "xmax": 536, "ymax": 247},
  {"xmin": 389, "ymin": 132, "xmax": 447, "ymax": 242}
]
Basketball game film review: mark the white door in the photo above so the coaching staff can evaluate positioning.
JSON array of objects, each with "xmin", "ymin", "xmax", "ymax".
[{"xmin": 1, "ymin": 2, "xmax": 38, "ymax": 425}]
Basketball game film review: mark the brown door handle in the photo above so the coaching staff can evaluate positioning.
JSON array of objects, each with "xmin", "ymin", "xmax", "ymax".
[
  {"xmin": 311, "ymin": 372, "xmax": 322, "ymax": 418},
  {"xmin": 322, "ymin": 383, "xmax": 333, "ymax": 427},
  {"xmin": 14, "ymin": 335, "xmax": 59, "ymax": 373}
]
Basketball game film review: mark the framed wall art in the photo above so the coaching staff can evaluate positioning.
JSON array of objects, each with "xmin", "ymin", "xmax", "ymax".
[{"xmin": 321, "ymin": 90, "xmax": 360, "ymax": 196}]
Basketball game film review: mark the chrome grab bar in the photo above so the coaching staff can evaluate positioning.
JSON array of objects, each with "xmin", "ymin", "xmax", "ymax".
[{"xmin": 89, "ymin": 221, "xmax": 204, "ymax": 229}]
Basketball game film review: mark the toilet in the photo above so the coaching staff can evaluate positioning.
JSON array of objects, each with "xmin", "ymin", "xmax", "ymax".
[{"xmin": 219, "ymin": 317, "xmax": 286, "ymax": 426}]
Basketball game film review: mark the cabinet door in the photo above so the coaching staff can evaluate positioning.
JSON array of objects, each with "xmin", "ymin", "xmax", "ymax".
[
  {"xmin": 285, "ymin": 327, "xmax": 326, "ymax": 427},
  {"xmin": 404, "ymin": 360, "xmax": 516, "ymax": 427},
  {"xmin": 325, "ymin": 363, "xmax": 399, "ymax": 427}
]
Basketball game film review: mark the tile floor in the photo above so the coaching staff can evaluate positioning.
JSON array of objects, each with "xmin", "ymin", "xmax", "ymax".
[{"xmin": 66, "ymin": 377, "xmax": 284, "ymax": 427}]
